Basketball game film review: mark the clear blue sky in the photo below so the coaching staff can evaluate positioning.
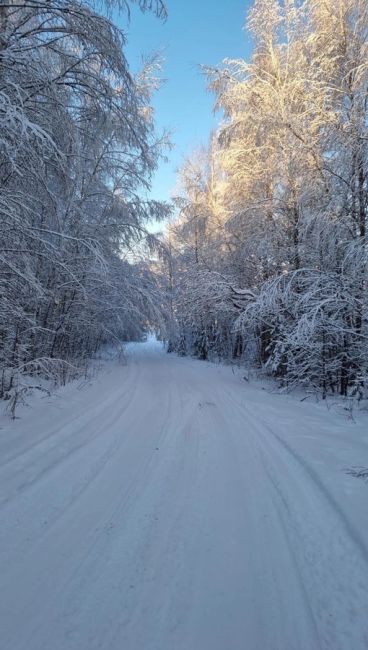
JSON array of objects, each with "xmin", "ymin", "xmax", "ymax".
[{"xmin": 119, "ymin": 1, "xmax": 253, "ymax": 203}]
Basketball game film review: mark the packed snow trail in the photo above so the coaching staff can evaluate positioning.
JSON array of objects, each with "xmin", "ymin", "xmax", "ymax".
[{"xmin": 1, "ymin": 340, "xmax": 368, "ymax": 650}]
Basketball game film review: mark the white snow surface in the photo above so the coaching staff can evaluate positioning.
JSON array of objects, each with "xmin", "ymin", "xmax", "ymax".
[{"xmin": 1, "ymin": 338, "xmax": 368, "ymax": 650}]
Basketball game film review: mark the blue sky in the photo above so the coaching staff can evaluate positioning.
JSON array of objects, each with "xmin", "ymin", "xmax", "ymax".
[{"xmin": 119, "ymin": 1, "xmax": 253, "ymax": 203}]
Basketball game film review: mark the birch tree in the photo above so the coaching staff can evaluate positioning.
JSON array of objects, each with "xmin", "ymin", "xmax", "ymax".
[
  {"xmin": 0, "ymin": 0, "xmax": 169, "ymax": 396},
  {"xmin": 166, "ymin": 0, "xmax": 368, "ymax": 399}
]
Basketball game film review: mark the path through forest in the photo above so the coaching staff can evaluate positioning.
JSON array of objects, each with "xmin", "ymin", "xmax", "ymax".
[{"xmin": 1, "ymin": 339, "xmax": 368, "ymax": 650}]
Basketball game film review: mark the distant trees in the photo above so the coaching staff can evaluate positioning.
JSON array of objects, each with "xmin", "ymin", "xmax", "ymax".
[
  {"xmin": 165, "ymin": 0, "xmax": 368, "ymax": 399},
  {"xmin": 0, "ymin": 0, "xmax": 169, "ymax": 396}
]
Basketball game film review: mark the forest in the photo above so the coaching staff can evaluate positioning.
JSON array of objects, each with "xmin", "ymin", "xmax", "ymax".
[
  {"xmin": 1, "ymin": 0, "xmax": 367, "ymax": 401},
  {"xmin": 165, "ymin": 0, "xmax": 368, "ymax": 400},
  {"xmin": 0, "ymin": 0, "xmax": 169, "ymax": 398}
]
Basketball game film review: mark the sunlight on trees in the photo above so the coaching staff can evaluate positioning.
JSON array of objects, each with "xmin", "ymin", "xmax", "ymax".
[{"xmin": 164, "ymin": 0, "xmax": 368, "ymax": 399}]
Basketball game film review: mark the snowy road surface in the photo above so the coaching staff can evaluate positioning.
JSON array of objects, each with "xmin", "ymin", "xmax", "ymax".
[{"xmin": 1, "ymin": 339, "xmax": 368, "ymax": 650}]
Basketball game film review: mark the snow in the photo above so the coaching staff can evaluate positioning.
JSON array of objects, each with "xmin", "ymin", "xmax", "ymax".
[{"xmin": 0, "ymin": 338, "xmax": 368, "ymax": 650}]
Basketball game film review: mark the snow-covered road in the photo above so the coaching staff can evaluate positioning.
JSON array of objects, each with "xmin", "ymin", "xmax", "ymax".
[{"xmin": 1, "ymin": 339, "xmax": 368, "ymax": 650}]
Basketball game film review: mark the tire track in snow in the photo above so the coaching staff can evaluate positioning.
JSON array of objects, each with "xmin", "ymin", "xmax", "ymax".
[
  {"xmin": 0, "ymin": 361, "xmax": 138, "ymax": 471},
  {"xmin": 1, "ymin": 358, "xmax": 171, "ymax": 649},
  {"xmin": 198, "ymin": 379, "xmax": 323, "ymax": 650},
  {"xmin": 219, "ymin": 382, "xmax": 368, "ymax": 650},
  {"xmin": 1, "ymin": 343, "xmax": 368, "ymax": 650},
  {"xmin": 28, "ymin": 356, "xmax": 191, "ymax": 650},
  {"xmin": 0, "ymin": 362, "xmax": 140, "ymax": 508}
]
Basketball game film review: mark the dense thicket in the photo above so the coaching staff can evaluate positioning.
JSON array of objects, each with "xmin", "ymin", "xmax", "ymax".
[
  {"xmin": 165, "ymin": 0, "xmax": 368, "ymax": 399},
  {"xmin": 0, "ymin": 0, "xmax": 168, "ymax": 395}
]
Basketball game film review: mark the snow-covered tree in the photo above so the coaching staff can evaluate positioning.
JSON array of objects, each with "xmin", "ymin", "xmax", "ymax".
[
  {"xmin": 0, "ymin": 0, "xmax": 169, "ymax": 395},
  {"xmin": 165, "ymin": 0, "xmax": 367, "ymax": 399}
]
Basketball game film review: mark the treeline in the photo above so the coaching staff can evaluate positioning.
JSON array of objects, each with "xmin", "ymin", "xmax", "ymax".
[
  {"xmin": 0, "ymin": 0, "xmax": 168, "ymax": 396},
  {"xmin": 165, "ymin": 0, "xmax": 368, "ymax": 399}
]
